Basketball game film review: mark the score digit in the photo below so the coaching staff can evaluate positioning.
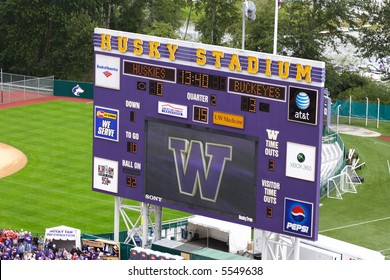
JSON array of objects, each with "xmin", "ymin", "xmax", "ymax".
[
  {"xmin": 149, "ymin": 81, "xmax": 163, "ymax": 96},
  {"xmin": 241, "ymin": 96, "xmax": 256, "ymax": 112},
  {"xmin": 193, "ymin": 106, "xmax": 208, "ymax": 123}
]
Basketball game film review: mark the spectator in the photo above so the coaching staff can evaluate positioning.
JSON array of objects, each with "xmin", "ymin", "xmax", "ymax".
[
  {"xmin": 62, "ymin": 248, "xmax": 71, "ymax": 260},
  {"xmin": 24, "ymin": 232, "xmax": 33, "ymax": 253},
  {"xmin": 0, "ymin": 226, "xmax": 119, "ymax": 260},
  {"xmin": 18, "ymin": 229, "xmax": 25, "ymax": 244},
  {"xmin": 44, "ymin": 238, "xmax": 50, "ymax": 255},
  {"xmin": 32, "ymin": 234, "xmax": 39, "ymax": 247},
  {"xmin": 37, "ymin": 236, "xmax": 44, "ymax": 250},
  {"xmin": 48, "ymin": 239, "xmax": 54, "ymax": 251},
  {"xmin": 52, "ymin": 243, "xmax": 58, "ymax": 254},
  {"xmin": 18, "ymin": 242, "xmax": 25, "ymax": 259}
]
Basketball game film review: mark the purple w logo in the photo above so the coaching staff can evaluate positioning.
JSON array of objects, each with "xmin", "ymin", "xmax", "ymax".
[{"xmin": 168, "ymin": 137, "xmax": 232, "ymax": 202}]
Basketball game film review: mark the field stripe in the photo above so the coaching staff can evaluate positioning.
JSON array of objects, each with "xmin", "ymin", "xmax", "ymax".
[
  {"xmin": 1, "ymin": 178, "xmax": 113, "ymax": 204},
  {"xmin": 320, "ymin": 216, "xmax": 390, "ymax": 233}
]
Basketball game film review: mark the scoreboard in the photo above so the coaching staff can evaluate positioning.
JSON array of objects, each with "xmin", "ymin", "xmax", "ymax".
[{"xmin": 92, "ymin": 28, "xmax": 325, "ymax": 240}]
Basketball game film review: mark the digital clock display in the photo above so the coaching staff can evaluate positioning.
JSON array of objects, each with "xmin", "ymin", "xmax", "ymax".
[{"xmin": 177, "ymin": 70, "xmax": 227, "ymax": 91}]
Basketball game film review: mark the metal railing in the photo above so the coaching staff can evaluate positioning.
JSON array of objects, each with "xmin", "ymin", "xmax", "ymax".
[{"xmin": 0, "ymin": 70, "xmax": 54, "ymax": 104}]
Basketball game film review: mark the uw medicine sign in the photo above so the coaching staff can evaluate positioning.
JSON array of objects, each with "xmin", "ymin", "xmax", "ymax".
[{"xmin": 92, "ymin": 28, "xmax": 325, "ymax": 240}]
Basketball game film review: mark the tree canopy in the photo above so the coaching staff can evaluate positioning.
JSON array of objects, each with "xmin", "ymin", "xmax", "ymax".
[
  {"xmin": 352, "ymin": 0, "xmax": 390, "ymax": 61},
  {"xmin": 0, "ymin": 0, "xmax": 388, "ymax": 98}
]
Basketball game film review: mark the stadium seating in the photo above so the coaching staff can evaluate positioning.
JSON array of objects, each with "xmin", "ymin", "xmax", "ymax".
[{"xmin": 320, "ymin": 142, "xmax": 344, "ymax": 184}]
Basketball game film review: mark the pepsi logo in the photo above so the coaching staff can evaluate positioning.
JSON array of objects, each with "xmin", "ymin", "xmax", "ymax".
[
  {"xmin": 291, "ymin": 206, "xmax": 305, "ymax": 222},
  {"xmin": 295, "ymin": 92, "xmax": 310, "ymax": 110},
  {"xmin": 284, "ymin": 198, "xmax": 313, "ymax": 237}
]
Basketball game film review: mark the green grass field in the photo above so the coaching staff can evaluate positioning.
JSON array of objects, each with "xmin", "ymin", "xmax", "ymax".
[
  {"xmin": 320, "ymin": 117, "xmax": 390, "ymax": 259},
  {"xmin": 0, "ymin": 101, "xmax": 389, "ymax": 259},
  {"xmin": 0, "ymin": 101, "xmax": 188, "ymax": 235}
]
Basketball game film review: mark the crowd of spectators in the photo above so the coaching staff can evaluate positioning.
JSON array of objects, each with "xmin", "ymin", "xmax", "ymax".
[{"xmin": 0, "ymin": 228, "xmax": 104, "ymax": 260}]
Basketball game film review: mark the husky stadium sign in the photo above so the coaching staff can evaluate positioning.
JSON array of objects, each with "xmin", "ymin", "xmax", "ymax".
[{"xmin": 92, "ymin": 28, "xmax": 325, "ymax": 240}]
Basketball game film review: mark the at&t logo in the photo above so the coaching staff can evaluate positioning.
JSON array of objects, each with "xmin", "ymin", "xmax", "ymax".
[
  {"xmin": 295, "ymin": 92, "xmax": 310, "ymax": 120},
  {"xmin": 288, "ymin": 87, "xmax": 318, "ymax": 125}
]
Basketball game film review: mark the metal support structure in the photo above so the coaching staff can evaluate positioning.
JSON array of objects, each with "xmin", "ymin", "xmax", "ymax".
[
  {"xmin": 154, "ymin": 205, "xmax": 162, "ymax": 240},
  {"xmin": 114, "ymin": 196, "xmax": 120, "ymax": 241},
  {"xmin": 113, "ymin": 197, "xmax": 162, "ymax": 248},
  {"xmin": 258, "ymin": 229, "xmax": 301, "ymax": 260},
  {"xmin": 141, "ymin": 202, "xmax": 149, "ymax": 247}
]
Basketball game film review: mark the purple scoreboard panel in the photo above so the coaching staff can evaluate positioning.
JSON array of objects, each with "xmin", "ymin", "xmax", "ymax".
[{"xmin": 92, "ymin": 28, "xmax": 325, "ymax": 241}]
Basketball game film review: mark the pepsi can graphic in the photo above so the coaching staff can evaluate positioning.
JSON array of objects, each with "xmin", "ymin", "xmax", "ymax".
[
  {"xmin": 288, "ymin": 87, "xmax": 318, "ymax": 125},
  {"xmin": 284, "ymin": 198, "xmax": 313, "ymax": 238}
]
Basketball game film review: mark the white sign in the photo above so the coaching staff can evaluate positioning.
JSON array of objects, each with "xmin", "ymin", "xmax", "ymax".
[
  {"xmin": 285, "ymin": 142, "xmax": 316, "ymax": 182},
  {"xmin": 93, "ymin": 157, "xmax": 119, "ymax": 193},
  {"xmin": 158, "ymin": 101, "xmax": 188, "ymax": 119},
  {"xmin": 95, "ymin": 54, "xmax": 121, "ymax": 90}
]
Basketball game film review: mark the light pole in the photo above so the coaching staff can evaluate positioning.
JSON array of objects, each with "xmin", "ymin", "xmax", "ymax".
[
  {"xmin": 377, "ymin": 98, "xmax": 380, "ymax": 128},
  {"xmin": 349, "ymin": 95, "xmax": 352, "ymax": 125},
  {"xmin": 242, "ymin": 1, "xmax": 246, "ymax": 50},
  {"xmin": 273, "ymin": 0, "xmax": 279, "ymax": 54},
  {"xmin": 365, "ymin": 97, "xmax": 368, "ymax": 127},
  {"xmin": 337, "ymin": 105, "xmax": 341, "ymax": 133},
  {"xmin": 242, "ymin": 1, "xmax": 256, "ymax": 50}
]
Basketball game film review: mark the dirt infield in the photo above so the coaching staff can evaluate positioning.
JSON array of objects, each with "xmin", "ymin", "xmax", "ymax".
[
  {"xmin": 0, "ymin": 95, "xmax": 92, "ymax": 110},
  {"xmin": 379, "ymin": 135, "xmax": 390, "ymax": 142},
  {"xmin": 329, "ymin": 124, "xmax": 382, "ymax": 137},
  {"xmin": 329, "ymin": 124, "xmax": 390, "ymax": 142},
  {"xmin": 0, "ymin": 143, "xmax": 27, "ymax": 179}
]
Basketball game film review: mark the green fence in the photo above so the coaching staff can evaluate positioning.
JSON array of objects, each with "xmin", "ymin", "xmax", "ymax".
[
  {"xmin": 332, "ymin": 99, "xmax": 390, "ymax": 121},
  {"xmin": 53, "ymin": 80, "xmax": 93, "ymax": 99}
]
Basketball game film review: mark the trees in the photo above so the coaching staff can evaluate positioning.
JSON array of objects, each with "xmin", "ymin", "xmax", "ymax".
[
  {"xmin": 352, "ymin": 0, "xmax": 390, "ymax": 61},
  {"xmin": 276, "ymin": 0, "xmax": 354, "ymax": 60},
  {"xmin": 0, "ymin": 0, "xmax": 98, "ymax": 80},
  {"xmin": 0, "ymin": 0, "xmax": 387, "ymax": 87},
  {"xmin": 228, "ymin": 0, "xmax": 356, "ymax": 61},
  {"xmin": 243, "ymin": 0, "xmax": 276, "ymax": 53},
  {"xmin": 0, "ymin": 0, "xmax": 189, "ymax": 81},
  {"xmin": 192, "ymin": 0, "xmax": 240, "ymax": 45},
  {"xmin": 142, "ymin": 0, "xmax": 188, "ymax": 38}
]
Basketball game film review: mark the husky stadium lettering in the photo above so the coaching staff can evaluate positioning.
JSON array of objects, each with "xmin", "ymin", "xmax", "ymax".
[{"xmin": 99, "ymin": 33, "xmax": 313, "ymax": 83}]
